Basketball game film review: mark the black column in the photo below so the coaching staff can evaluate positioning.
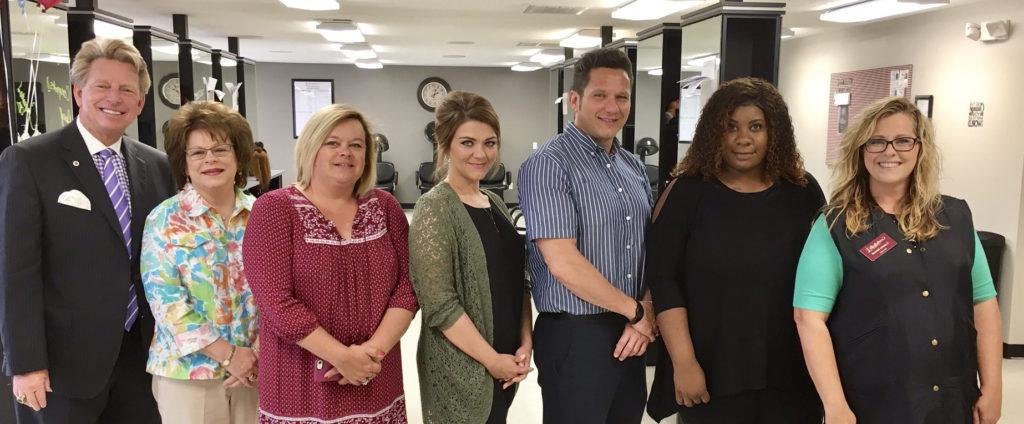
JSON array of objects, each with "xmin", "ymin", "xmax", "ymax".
[
  {"xmin": 601, "ymin": 26, "xmax": 613, "ymax": 47},
  {"xmin": 623, "ymin": 45, "xmax": 637, "ymax": 152},
  {"xmin": 173, "ymin": 14, "xmax": 194, "ymax": 104},
  {"xmin": 133, "ymin": 29, "xmax": 157, "ymax": 147},
  {"xmin": 657, "ymin": 29, "xmax": 681, "ymax": 191}
]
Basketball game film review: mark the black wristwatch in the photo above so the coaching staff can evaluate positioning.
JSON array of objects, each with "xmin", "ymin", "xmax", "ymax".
[{"xmin": 630, "ymin": 299, "xmax": 644, "ymax": 324}]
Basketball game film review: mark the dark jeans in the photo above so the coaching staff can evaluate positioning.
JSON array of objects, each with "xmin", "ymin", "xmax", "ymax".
[{"xmin": 534, "ymin": 313, "xmax": 646, "ymax": 424}]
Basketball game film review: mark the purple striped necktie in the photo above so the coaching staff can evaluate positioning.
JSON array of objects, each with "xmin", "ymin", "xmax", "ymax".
[{"xmin": 96, "ymin": 148, "xmax": 138, "ymax": 331}]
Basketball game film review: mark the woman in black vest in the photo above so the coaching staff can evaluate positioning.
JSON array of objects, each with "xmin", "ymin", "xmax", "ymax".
[
  {"xmin": 793, "ymin": 96, "xmax": 1002, "ymax": 424},
  {"xmin": 646, "ymin": 77, "xmax": 825, "ymax": 423}
]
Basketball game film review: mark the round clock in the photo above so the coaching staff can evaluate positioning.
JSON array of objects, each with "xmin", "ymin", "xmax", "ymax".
[
  {"xmin": 158, "ymin": 73, "xmax": 181, "ymax": 109},
  {"xmin": 417, "ymin": 77, "xmax": 451, "ymax": 112}
]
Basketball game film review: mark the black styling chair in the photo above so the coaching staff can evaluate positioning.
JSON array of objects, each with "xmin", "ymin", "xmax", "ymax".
[
  {"xmin": 636, "ymin": 137, "xmax": 660, "ymax": 198},
  {"xmin": 373, "ymin": 133, "xmax": 397, "ymax": 193}
]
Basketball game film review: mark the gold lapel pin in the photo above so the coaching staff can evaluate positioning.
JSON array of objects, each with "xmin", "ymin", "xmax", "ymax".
[{"xmin": 72, "ymin": 160, "xmax": 80, "ymax": 167}]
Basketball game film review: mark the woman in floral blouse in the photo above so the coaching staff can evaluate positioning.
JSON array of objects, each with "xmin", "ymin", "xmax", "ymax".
[{"xmin": 141, "ymin": 100, "xmax": 259, "ymax": 423}]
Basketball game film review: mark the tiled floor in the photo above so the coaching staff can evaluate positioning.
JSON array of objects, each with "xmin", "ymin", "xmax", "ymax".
[{"xmin": 398, "ymin": 211, "xmax": 1024, "ymax": 424}]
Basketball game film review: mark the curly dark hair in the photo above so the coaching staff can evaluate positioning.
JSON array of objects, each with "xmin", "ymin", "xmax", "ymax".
[{"xmin": 672, "ymin": 77, "xmax": 807, "ymax": 186}]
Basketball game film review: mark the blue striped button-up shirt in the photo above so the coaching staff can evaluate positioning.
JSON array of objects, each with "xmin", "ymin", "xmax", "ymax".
[{"xmin": 518, "ymin": 123, "xmax": 652, "ymax": 315}]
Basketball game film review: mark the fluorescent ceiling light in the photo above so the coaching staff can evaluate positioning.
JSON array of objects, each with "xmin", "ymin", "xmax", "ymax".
[
  {"xmin": 820, "ymin": 0, "xmax": 948, "ymax": 23},
  {"xmin": 340, "ymin": 43, "xmax": 376, "ymax": 60},
  {"xmin": 220, "ymin": 58, "xmax": 237, "ymax": 67},
  {"xmin": 511, "ymin": 62, "xmax": 543, "ymax": 72},
  {"xmin": 530, "ymin": 49, "xmax": 564, "ymax": 64},
  {"xmin": 612, "ymin": 0, "xmax": 704, "ymax": 21},
  {"xmin": 34, "ymin": 53, "xmax": 70, "ymax": 64},
  {"xmin": 153, "ymin": 44, "xmax": 179, "ymax": 55},
  {"xmin": 94, "ymin": 20, "xmax": 132, "ymax": 39},
  {"xmin": 317, "ymin": 20, "xmax": 365, "ymax": 43},
  {"xmin": 355, "ymin": 59, "xmax": 383, "ymax": 69},
  {"xmin": 781, "ymin": 28, "xmax": 796, "ymax": 39},
  {"xmin": 559, "ymin": 29, "xmax": 602, "ymax": 49},
  {"xmin": 647, "ymin": 67, "xmax": 663, "ymax": 76},
  {"xmin": 279, "ymin": 0, "xmax": 339, "ymax": 11},
  {"xmin": 686, "ymin": 54, "xmax": 719, "ymax": 67}
]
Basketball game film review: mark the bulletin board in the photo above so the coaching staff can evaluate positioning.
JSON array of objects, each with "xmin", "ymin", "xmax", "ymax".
[{"xmin": 826, "ymin": 64, "xmax": 913, "ymax": 166}]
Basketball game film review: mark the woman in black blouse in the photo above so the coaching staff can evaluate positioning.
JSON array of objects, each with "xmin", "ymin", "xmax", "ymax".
[{"xmin": 645, "ymin": 77, "xmax": 825, "ymax": 423}]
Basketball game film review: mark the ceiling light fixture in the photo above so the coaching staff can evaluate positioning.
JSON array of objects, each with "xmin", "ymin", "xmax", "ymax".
[
  {"xmin": 529, "ymin": 48, "xmax": 565, "ymax": 64},
  {"xmin": 647, "ymin": 67, "xmax": 663, "ymax": 76},
  {"xmin": 280, "ymin": 0, "xmax": 339, "ymax": 11},
  {"xmin": 612, "ymin": 0, "xmax": 704, "ymax": 21},
  {"xmin": 339, "ymin": 43, "xmax": 377, "ymax": 60},
  {"xmin": 820, "ymin": 0, "xmax": 948, "ymax": 23},
  {"xmin": 781, "ymin": 28, "xmax": 796, "ymax": 39},
  {"xmin": 94, "ymin": 20, "xmax": 132, "ymax": 39},
  {"xmin": 355, "ymin": 59, "xmax": 383, "ymax": 69},
  {"xmin": 511, "ymin": 62, "xmax": 543, "ymax": 72},
  {"xmin": 559, "ymin": 29, "xmax": 602, "ymax": 49},
  {"xmin": 317, "ymin": 20, "xmax": 365, "ymax": 43}
]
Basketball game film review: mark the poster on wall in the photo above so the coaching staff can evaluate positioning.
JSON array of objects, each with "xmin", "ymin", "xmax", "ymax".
[
  {"xmin": 826, "ymin": 64, "xmax": 913, "ymax": 166},
  {"xmin": 292, "ymin": 79, "xmax": 335, "ymax": 138},
  {"xmin": 969, "ymin": 102, "xmax": 985, "ymax": 127}
]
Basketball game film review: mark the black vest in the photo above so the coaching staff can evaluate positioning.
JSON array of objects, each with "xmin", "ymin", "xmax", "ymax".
[{"xmin": 827, "ymin": 196, "xmax": 979, "ymax": 424}]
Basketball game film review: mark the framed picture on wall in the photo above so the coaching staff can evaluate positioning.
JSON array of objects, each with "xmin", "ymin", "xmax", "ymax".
[
  {"xmin": 915, "ymin": 95, "xmax": 933, "ymax": 118},
  {"xmin": 291, "ymin": 79, "xmax": 335, "ymax": 138}
]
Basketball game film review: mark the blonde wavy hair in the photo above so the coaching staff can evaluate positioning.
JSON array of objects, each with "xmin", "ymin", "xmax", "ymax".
[{"xmin": 827, "ymin": 96, "xmax": 944, "ymax": 241}]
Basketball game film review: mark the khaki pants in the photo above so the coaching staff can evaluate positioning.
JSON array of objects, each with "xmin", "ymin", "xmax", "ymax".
[{"xmin": 152, "ymin": 375, "xmax": 258, "ymax": 424}]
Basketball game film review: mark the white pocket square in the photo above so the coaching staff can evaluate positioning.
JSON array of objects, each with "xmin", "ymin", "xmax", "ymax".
[{"xmin": 57, "ymin": 189, "xmax": 91, "ymax": 211}]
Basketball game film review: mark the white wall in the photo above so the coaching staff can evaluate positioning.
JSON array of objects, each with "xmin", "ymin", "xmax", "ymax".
[
  {"xmin": 779, "ymin": 0, "xmax": 1024, "ymax": 343},
  {"xmin": 253, "ymin": 63, "xmax": 551, "ymax": 204}
]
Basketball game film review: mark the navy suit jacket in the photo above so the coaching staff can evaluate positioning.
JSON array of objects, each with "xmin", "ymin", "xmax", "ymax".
[{"xmin": 0, "ymin": 122, "xmax": 175, "ymax": 398}]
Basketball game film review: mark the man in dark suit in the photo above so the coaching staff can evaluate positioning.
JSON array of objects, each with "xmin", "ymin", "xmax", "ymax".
[{"xmin": 0, "ymin": 38, "xmax": 174, "ymax": 423}]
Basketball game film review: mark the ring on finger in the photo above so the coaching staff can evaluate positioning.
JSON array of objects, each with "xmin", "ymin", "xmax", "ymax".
[
  {"xmin": 362, "ymin": 378, "xmax": 370, "ymax": 385},
  {"xmin": 15, "ymin": 394, "xmax": 27, "ymax": 405}
]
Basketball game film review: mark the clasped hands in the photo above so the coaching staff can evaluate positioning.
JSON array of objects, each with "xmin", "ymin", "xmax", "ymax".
[
  {"xmin": 485, "ymin": 343, "xmax": 534, "ymax": 389},
  {"xmin": 322, "ymin": 342, "xmax": 386, "ymax": 386},
  {"xmin": 615, "ymin": 300, "xmax": 656, "ymax": 361}
]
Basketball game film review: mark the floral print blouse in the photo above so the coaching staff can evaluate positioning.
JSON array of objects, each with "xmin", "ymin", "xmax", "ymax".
[{"xmin": 141, "ymin": 184, "xmax": 258, "ymax": 379}]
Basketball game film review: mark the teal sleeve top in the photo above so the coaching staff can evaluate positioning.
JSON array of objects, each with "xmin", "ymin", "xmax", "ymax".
[{"xmin": 793, "ymin": 214, "xmax": 998, "ymax": 313}]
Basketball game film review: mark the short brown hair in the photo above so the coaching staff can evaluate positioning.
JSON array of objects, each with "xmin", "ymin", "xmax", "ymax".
[
  {"xmin": 294, "ymin": 104, "xmax": 377, "ymax": 197},
  {"xmin": 433, "ymin": 91, "xmax": 501, "ymax": 179},
  {"xmin": 572, "ymin": 47, "xmax": 633, "ymax": 95},
  {"xmin": 71, "ymin": 38, "xmax": 151, "ymax": 95},
  {"xmin": 165, "ymin": 101, "xmax": 254, "ymax": 190}
]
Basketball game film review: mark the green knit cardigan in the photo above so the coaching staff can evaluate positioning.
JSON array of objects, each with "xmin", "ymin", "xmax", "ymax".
[{"xmin": 408, "ymin": 182, "xmax": 514, "ymax": 424}]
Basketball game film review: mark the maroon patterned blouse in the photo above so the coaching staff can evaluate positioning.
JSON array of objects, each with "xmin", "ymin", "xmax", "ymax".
[{"xmin": 243, "ymin": 186, "xmax": 418, "ymax": 424}]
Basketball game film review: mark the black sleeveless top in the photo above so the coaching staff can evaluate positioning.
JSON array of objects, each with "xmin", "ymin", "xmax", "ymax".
[{"xmin": 826, "ymin": 196, "xmax": 979, "ymax": 424}]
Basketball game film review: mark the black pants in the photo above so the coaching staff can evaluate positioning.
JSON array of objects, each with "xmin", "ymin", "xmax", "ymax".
[
  {"xmin": 677, "ymin": 386, "xmax": 823, "ymax": 424},
  {"xmin": 15, "ymin": 322, "xmax": 160, "ymax": 424},
  {"xmin": 485, "ymin": 379, "xmax": 518, "ymax": 424},
  {"xmin": 534, "ymin": 313, "xmax": 646, "ymax": 424}
]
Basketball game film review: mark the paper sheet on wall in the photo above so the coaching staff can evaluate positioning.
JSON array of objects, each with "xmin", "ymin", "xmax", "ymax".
[
  {"xmin": 678, "ymin": 75, "xmax": 712, "ymax": 142},
  {"xmin": 890, "ymin": 69, "xmax": 909, "ymax": 97},
  {"xmin": 293, "ymin": 80, "xmax": 333, "ymax": 138}
]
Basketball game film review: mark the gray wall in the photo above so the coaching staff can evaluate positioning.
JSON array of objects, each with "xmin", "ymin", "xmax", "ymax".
[{"xmin": 254, "ymin": 63, "xmax": 551, "ymax": 204}]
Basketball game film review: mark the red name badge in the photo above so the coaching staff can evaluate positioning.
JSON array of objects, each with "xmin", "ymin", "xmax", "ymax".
[{"xmin": 859, "ymin": 233, "xmax": 897, "ymax": 261}]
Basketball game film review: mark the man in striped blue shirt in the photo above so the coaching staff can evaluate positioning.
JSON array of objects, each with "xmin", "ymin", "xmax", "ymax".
[{"xmin": 518, "ymin": 47, "xmax": 655, "ymax": 423}]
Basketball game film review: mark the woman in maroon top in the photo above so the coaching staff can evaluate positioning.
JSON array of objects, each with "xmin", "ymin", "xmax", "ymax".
[{"xmin": 243, "ymin": 104, "xmax": 418, "ymax": 423}]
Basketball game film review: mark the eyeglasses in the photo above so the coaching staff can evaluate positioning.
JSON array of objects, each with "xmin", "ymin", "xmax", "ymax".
[
  {"xmin": 185, "ymin": 144, "xmax": 234, "ymax": 161},
  {"xmin": 863, "ymin": 137, "xmax": 919, "ymax": 153}
]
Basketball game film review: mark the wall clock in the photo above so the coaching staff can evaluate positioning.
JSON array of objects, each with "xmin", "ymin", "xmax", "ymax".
[
  {"xmin": 417, "ymin": 77, "xmax": 451, "ymax": 112},
  {"xmin": 158, "ymin": 73, "xmax": 181, "ymax": 109}
]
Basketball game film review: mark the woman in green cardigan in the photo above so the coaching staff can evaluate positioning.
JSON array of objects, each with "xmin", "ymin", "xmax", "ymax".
[{"xmin": 409, "ymin": 91, "xmax": 533, "ymax": 424}]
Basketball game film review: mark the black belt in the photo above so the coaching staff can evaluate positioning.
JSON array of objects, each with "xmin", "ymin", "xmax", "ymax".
[{"xmin": 540, "ymin": 312, "xmax": 626, "ymax": 323}]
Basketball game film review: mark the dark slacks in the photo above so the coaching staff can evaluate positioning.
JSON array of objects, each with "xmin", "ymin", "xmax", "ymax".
[
  {"xmin": 534, "ymin": 313, "xmax": 646, "ymax": 424},
  {"xmin": 484, "ymin": 380, "xmax": 518, "ymax": 424},
  {"xmin": 677, "ymin": 386, "xmax": 823, "ymax": 424},
  {"xmin": 14, "ymin": 321, "xmax": 160, "ymax": 424}
]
